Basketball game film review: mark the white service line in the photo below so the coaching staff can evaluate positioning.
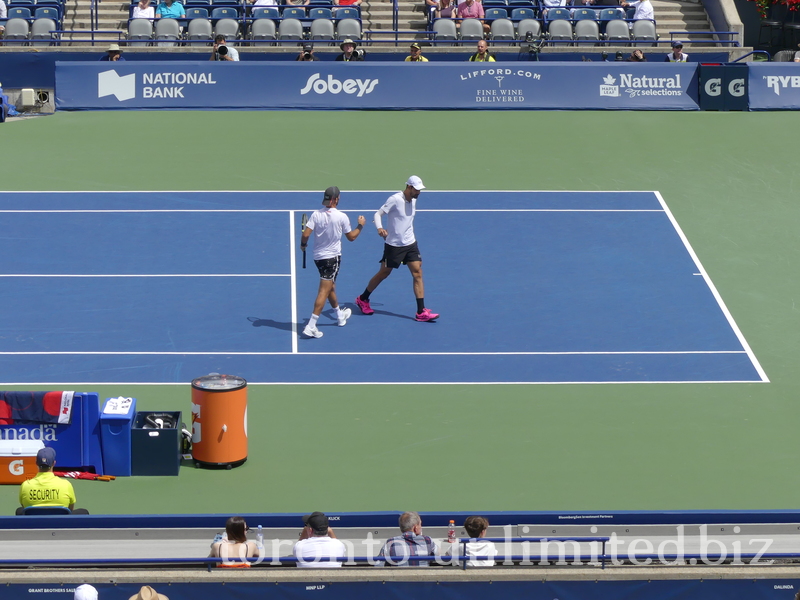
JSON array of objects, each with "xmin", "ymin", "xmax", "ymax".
[
  {"xmin": 289, "ymin": 210, "xmax": 299, "ymax": 353},
  {"xmin": 0, "ymin": 274, "xmax": 288, "ymax": 277}
]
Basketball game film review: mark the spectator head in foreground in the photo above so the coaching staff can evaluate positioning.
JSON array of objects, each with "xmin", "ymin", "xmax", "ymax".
[
  {"xmin": 128, "ymin": 587, "xmax": 169, "ymax": 600},
  {"xmin": 74, "ymin": 585, "xmax": 98, "ymax": 600}
]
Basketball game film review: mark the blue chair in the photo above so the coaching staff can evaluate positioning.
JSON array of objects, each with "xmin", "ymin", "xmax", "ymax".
[
  {"xmin": 8, "ymin": 7, "xmax": 33, "ymax": 20},
  {"xmin": 544, "ymin": 7, "xmax": 569, "ymax": 20},
  {"xmin": 481, "ymin": 0, "xmax": 507, "ymax": 6},
  {"xmin": 34, "ymin": 6, "xmax": 58, "ymax": 19},
  {"xmin": 185, "ymin": 6, "xmax": 209, "ymax": 18},
  {"xmin": 251, "ymin": 6, "xmax": 278, "ymax": 18},
  {"xmin": 484, "ymin": 7, "xmax": 507, "ymax": 20},
  {"xmin": 308, "ymin": 6, "xmax": 331, "ymax": 19},
  {"xmin": 9, "ymin": 0, "xmax": 35, "ymax": 5},
  {"xmin": 210, "ymin": 6, "xmax": 238, "ymax": 19},
  {"xmin": 333, "ymin": 6, "xmax": 358, "ymax": 19},
  {"xmin": 22, "ymin": 506, "xmax": 72, "ymax": 515},
  {"xmin": 572, "ymin": 7, "xmax": 595, "ymax": 20},
  {"xmin": 510, "ymin": 7, "xmax": 534, "ymax": 20},
  {"xmin": 506, "ymin": 0, "xmax": 533, "ymax": 6},
  {"xmin": 282, "ymin": 6, "xmax": 305, "ymax": 18}
]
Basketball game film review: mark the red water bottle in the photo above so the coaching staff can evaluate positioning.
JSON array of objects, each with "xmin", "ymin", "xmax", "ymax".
[{"xmin": 447, "ymin": 520, "xmax": 456, "ymax": 543}]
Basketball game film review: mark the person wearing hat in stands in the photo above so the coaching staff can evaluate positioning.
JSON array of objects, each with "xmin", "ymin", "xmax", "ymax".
[
  {"xmin": 336, "ymin": 38, "xmax": 363, "ymax": 61},
  {"xmin": 210, "ymin": 34, "xmax": 239, "ymax": 61},
  {"xmin": 665, "ymin": 40, "xmax": 688, "ymax": 62},
  {"xmin": 74, "ymin": 584, "xmax": 98, "ymax": 600},
  {"xmin": 296, "ymin": 42, "xmax": 319, "ymax": 61},
  {"xmin": 99, "ymin": 43, "xmax": 125, "ymax": 61},
  {"xmin": 128, "ymin": 586, "xmax": 169, "ymax": 600},
  {"xmin": 300, "ymin": 186, "xmax": 366, "ymax": 339},
  {"xmin": 293, "ymin": 511, "xmax": 347, "ymax": 568},
  {"xmin": 405, "ymin": 43, "xmax": 428, "ymax": 62},
  {"xmin": 17, "ymin": 447, "xmax": 89, "ymax": 514}
]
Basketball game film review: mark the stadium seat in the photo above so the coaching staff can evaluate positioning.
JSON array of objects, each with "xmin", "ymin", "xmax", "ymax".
[
  {"xmin": 544, "ymin": 7, "xmax": 570, "ymax": 21},
  {"xmin": 507, "ymin": 0, "xmax": 533, "ymax": 7},
  {"xmin": 186, "ymin": 16, "xmax": 212, "ymax": 43},
  {"xmin": 308, "ymin": 6, "xmax": 332, "ymax": 19},
  {"xmin": 282, "ymin": 6, "xmax": 305, "ymax": 19},
  {"xmin": 510, "ymin": 7, "xmax": 535, "ymax": 21},
  {"xmin": 631, "ymin": 19, "xmax": 656, "ymax": 45},
  {"xmin": 604, "ymin": 18, "xmax": 629, "ymax": 44},
  {"xmin": 185, "ymin": 7, "xmax": 209, "ymax": 19},
  {"xmin": 489, "ymin": 17, "xmax": 514, "ymax": 40},
  {"xmin": 127, "ymin": 17, "xmax": 153, "ymax": 45},
  {"xmin": 335, "ymin": 17, "xmax": 360, "ymax": 39},
  {"xmin": 598, "ymin": 7, "xmax": 623, "ymax": 21},
  {"xmin": 484, "ymin": 7, "xmax": 507, "ymax": 20},
  {"xmin": 251, "ymin": 6, "xmax": 279, "ymax": 19},
  {"xmin": 249, "ymin": 17, "xmax": 276, "ymax": 41},
  {"xmin": 210, "ymin": 6, "xmax": 238, "ymax": 20},
  {"xmin": 33, "ymin": 6, "xmax": 58, "ymax": 20},
  {"xmin": 547, "ymin": 18, "xmax": 572, "ymax": 42},
  {"xmin": 333, "ymin": 6, "xmax": 358, "ymax": 20},
  {"xmin": 310, "ymin": 17, "xmax": 334, "ymax": 39},
  {"xmin": 30, "ymin": 16, "xmax": 56, "ymax": 45},
  {"xmin": 460, "ymin": 18, "xmax": 484, "ymax": 40},
  {"xmin": 432, "ymin": 17, "xmax": 457, "ymax": 43},
  {"xmin": 4, "ymin": 18, "xmax": 31, "ymax": 41},
  {"xmin": 517, "ymin": 17, "xmax": 540, "ymax": 40},
  {"xmin": 277, "ymin": 17, "xmax": 303, "ymax": 39},
  {"xmin": 572, "ymin": 7, "xmax": 595, "ymax": 20},
  {"xmin": 482, "ymin": 0, "xmax": 507, "ymax": 6},
  {"xmin": 574, "ymin": 18, "xmax": 599, "ymax": 43},
  {"xmin": 214, "ymin": 17, "xmax": 239, "ymax": 40},
  {"xmin": 8, "ymin": 7, "xmax": 32, "ymax": 20},
  {"xmin": 154, "ymin": 17, "xmax": 181, "ymax": 45},
  {"xmin": 22, "ymin": 506, "xmax": 72, "ymax": 515}
]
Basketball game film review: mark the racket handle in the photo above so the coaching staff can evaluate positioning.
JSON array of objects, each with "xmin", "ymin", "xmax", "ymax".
[{"xmin": 302, "ymin": 250, "xmax": 306, "ymax": 269}]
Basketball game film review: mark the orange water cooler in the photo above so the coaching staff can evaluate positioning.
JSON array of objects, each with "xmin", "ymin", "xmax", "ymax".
[{"xmin": 191, "ymin": 373, "xmax": 248, "ymax": 469}]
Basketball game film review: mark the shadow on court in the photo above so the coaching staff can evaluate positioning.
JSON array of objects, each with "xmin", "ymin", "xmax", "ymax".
[{"xmin": 247, "ymin": 317, "xmax": 293, "ymax": 332}]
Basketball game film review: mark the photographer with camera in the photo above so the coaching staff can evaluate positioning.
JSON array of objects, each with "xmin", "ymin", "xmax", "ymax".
[
  {"xmin": 296, "ymin": 43, "xmax": 319, "ymax": 61},
  {"xmin": 210, "ymin": 34, "xmax": 239, "ymax": 61},
  {"xmin": 336, "ymin": 38, "xmax": 364, "ymax": 61}
]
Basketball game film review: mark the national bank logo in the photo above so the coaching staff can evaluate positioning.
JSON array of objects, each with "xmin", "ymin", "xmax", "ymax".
[{"xmin": 98, "ymin": 70, "xmax": 136, "ymax": 102}]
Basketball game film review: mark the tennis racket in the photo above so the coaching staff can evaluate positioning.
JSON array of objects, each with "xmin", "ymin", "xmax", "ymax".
[{"xmin": 301, "ymin": 213, "xmax": 308, "ymax": 269}]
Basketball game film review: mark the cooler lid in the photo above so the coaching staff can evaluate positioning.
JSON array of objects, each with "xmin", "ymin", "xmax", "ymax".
[
  {"xmin": 0, "ymin": 440, "xmax": 45, "ymax": 456},
  {"xmin": 191, "ymin": 373, "xmax": 246, "ymax": 391}
]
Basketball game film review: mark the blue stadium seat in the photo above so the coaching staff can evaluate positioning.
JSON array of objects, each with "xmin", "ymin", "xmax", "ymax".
[
  {"xmin": 510, "ymin": 7, "xmax": 535, "ymax": 20},
  {"xmin": 544, "ymin": 7, "xmax": 570, "ymax": 20},
  {"xmin": 210, "ymin": 6, "xmax": 238, "ymax": 19},
  {"xmin": 22, "ymin": 506, "xmax": 72, "ymax": 515},
  {"xmin": 572, "ymin": 7, "xmax": 595, "ymax": 20},
  {"xmin": 482, "ymin": 0, "xmax": 508, "ymax": 6},
  {"xmin": 185, "ymin": 6, "xmax": 209, "ymax": 18},
  {"xmin": 333, "ymin": 5, "xmax": 358, "ymax": 19},
  {"xmin": 34, "ymin": 6, "xmax": 59, "ymax": 19},
  {"xmin": 8, "ymin": 7, "xmax": 33, "ymax": 20},
  {"xmin": 282, "ymin": 6, "xmax": 305, "ymax": 18},
  {"xmin": 251, "ymin": 6, "xmax": 279, "ymax": 18},
  {"xmin": 308, "ymin": 6, "xmax": 331, "ymax": 19},
  {"xmin": 484, "ymin": 7, "xmax": 507, "ymax": 20}
]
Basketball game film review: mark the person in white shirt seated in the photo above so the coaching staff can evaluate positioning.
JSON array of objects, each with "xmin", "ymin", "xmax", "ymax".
[
  {"xmin": 132, "ymin": 0, "xmax": 154, "ymax": 19},
  {"xmin": 621, "ymin": 0, "xmax": 653, "ymax": 21},
  {"xmin": 293, "ymin": 512, "xmax": 347, "ymax": 568},
  {"xmin": 445, "ymin": 516, "xmax": 497, "ymax": 567}
]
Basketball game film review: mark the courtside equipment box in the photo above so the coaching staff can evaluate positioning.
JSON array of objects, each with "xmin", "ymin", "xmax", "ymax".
[
  {"xmin": 191, "ymin": 374, "xmax": 248, "ymax": 469},
  {"xmin": 0, "ymin": 440, "xmax": 44, "ymax": 484},
  {"xmin": 99, "ymin": 397, "xmax": 137, "ymax": 477},
  {"xmin": 131, "ymin": 411, "xmax": 181, "ymax": 476}
]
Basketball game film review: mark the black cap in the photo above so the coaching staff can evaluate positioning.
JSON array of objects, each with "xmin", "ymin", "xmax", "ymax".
[
  {"xmin": 303, "ymin": 511, "xmax": 330, "ymax": 535},
  {"xmin": 322, "ymin": 186, "xmax": 340, "ymax": 206},
  {"xmin": 303, "ymin": 43, "xmax": 313, "ymax": 52}
]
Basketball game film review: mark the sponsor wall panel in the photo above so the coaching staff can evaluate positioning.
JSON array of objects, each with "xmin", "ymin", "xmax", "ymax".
[
  {"xmin": 748, "ymin": 63, "xmax": 800, "ymax": 110},
  {"xmin": 6, "ymin": 579, "xmax": 798, "ymax": 600},
  {"xmin": 55, "ymin": 62, "xmax": 700, "ymax": 110}
]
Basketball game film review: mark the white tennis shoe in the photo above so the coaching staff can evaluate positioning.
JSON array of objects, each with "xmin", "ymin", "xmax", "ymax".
[
  {"xmin": 338, "ymin": 307, "xmax": 352, "ymax": 327},
  {"xmin": 303, "ymin": 324, "xmax": 323, "ymax": 338}
]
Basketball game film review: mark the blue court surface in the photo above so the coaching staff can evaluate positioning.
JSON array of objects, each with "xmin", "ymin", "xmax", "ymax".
[{"xmin": 0, "ymin": 190, "xmax": 766, "ymax": 385}]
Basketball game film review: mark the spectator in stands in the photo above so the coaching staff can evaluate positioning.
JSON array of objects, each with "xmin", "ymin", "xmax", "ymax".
[
  {"xmin": 542, "ymin": 0, "xmax": 566, "ymax": 7},
  {"xmin": 0, "ymin": 0, "xmax": 7, "ymax": 41},
  {"xmin": 436, "ymin": 0, "xmax": 457, "ymax": 19},
  {"xmin": 621, "ymin": 0, "xmax": 653, "ymax": 22},
  {"xmin": 99, "ymin": 43, "xmax": 125, "ymax": 62},
  {"xmin": 405, "ymin": 42, "xmax": 428, "ymax": 62},
  {"xmin": 626, "ymin": 48, "xmax": 646, "ymax": 61},
  {"xmin": 333, "ymin": 0, "xmax": 361, "ymax": 15},
  {"xmin": 209, "ymin": 516, "xmax": 260, "ymax": 562},
  {"xmin": 456, "ymin": 0, "xmax": 488, "ymax": 33},
  {"xmin": 17, "ymin": 447, "xmax": 89, "ymax": 515},
  {"xmin": 336, "ymin": 38, "xmax": 364, "ymax": 61},
  {"xmin": 297, "ymin": 43, "xmax": 319, "ymax": 61},
  {"xmin": 285, "ymin": 0, "xmax": 309, "ymax": 5},
  {"xmin": 378, "ymin": 511, "xmax": 438, "ymax": 567},
  {"xmin": 128, "ymin": 587, "xmax": 168, "ymax": 600},
  {"xmin": 468, "ymin": 40, "xmax": 495, "ymax": 62},
  {"xmin": 132, "ymin": 0, "xmax": 154, "ymax": 19},
  {"xmin": 795, "ymin": 43, "xmax": 800, "ymax": 62},
  {"xmin": 155, "ymin": 0, "xmax": 185, "ymax": 20},
  {"xmin": 293, "ymin": 512, "xmax": 347, "ymax": 568},
  {"xmin": 248, "ymin": 0, "xmax": 278, "ymax": 9},
  {"xmin": 211, "ymin": 35, "xmax": 239, "ymax": 61},
  {"xmin": 665, "ymin": 40, "xmax": 688, "ymax": 62},
  {"xmin": 74, "ymin": 585, "xmax": 98, "ymax": 600},
  {"xmin": 444, "ymin": 516, "xmax": 497, "ymax": 566}
]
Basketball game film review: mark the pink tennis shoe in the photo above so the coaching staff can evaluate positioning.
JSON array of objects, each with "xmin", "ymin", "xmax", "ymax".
[
  {"xmin": 355, "ymin": 296, "xmax": 374, "ymax": 315},
  {"xmin": 415, "ymin": 308, "xmax": 439, "ymax": 322}
]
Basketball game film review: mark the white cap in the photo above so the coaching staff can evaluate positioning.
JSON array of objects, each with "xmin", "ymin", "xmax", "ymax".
[
  {"xmin": 406, "ymin": 175, "xmax": 425, "ymax": 191},
  {"xmin": 75, "ymin": 584, "xmax": 99, "ymax": 600}
]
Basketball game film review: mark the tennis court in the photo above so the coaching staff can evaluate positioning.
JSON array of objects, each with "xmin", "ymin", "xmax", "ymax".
[{"xmin": 0, "ymin": 110, "xmax": 795, "ymax": 516}]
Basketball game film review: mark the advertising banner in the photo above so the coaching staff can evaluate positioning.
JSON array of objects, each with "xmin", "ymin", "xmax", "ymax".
[
  {"xmin": 748, "ymin": 63, "xmax": 800, "ymax": 110},
  {"xmin": 55, "ymin": 62, "xmax": 700, "ymax": 111}
]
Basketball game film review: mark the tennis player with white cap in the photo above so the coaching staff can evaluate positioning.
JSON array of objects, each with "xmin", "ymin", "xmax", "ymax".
[{"xmin": 355, "ymin": 176, "xmax": 439, "ymax": 322}]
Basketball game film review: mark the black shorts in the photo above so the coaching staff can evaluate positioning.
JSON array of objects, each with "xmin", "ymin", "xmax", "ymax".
[
  {"xmin": 381, "ymin": 242, "xmax": 421, "ymax": 269},
  {"xmin": 314, "ymin": 256, "xmax": 341, "ymax": 281}
]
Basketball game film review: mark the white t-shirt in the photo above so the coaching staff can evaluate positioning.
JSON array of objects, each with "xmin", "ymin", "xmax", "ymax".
[
  {"xmin": 132, "ymin": 5, "xmax": 154, "ymax": 18},
  {"xmin": 445, "ymin": 540, "xmax": 498, "ymax": 566},
  {"xmin": 375, "ymin": 192, "xmax": 416, "ymax": 248},
  {"xmin": 307, "ymin": 207, "xmax": 353, "ymax": 260},
  {"xmin": 219, "ymin": 44, "xmax": 239, "ymax": 61},
  {"xmin": 629, "ymin": 0, "xmax": 653, "ymax": 20},
  {"xmin": 293, "ymin": 536, "xmax": 347, "ymax": 568}
]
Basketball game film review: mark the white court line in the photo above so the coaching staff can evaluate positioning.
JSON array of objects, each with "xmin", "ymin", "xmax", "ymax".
[
  {"xmin": 289, "ymin": 210, "xmax": 299, "ymax": 354},
  {"xmin": 0, "ymin": 208, "xmax": 664, "ymax": 214},
  {"xmin": 0, "ymin": 351, "xmax": 748, "ymax": 356},
  {"xmin": 0, "ymin": 380, "xmax": 767, "ymax": 386},
  {"xmin": 0, "ymin": 274, "xmax": 288, "ymax": 277},
  {"xmin": 0, "ymin": 189, "xmax": 664, "ymax": 193},
  {"xmin": 655, "ymin": 191, "xmax": 769, "ymax": 383}
]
